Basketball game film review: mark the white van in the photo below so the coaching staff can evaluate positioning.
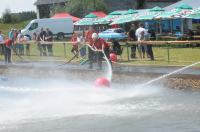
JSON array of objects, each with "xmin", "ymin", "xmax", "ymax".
[{"xmin": 21, "ymin": 18, "xmax": 74, "ymax": 40}]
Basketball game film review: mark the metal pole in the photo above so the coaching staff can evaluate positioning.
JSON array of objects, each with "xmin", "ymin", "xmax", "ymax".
[
  {"xmin": 126, "ymin": 42, "xmax": 130, "ymax": 61},
  {"xmin": 63, "ymin": 43, "xmax": 66, "ymax": 58},
  {"xmin": 170, "ymin": 19, "xmax": 173, "ymax": 33},
  {"xmin": 159, "ymin": 20, "xmax": 162, "ymax": 34},
  {"xmin": 181, "ymin": 18, "xmax": 184, "ymax": 34},
  {"xmin": 167, "ymin": 43, "xmax": 170, "ymax": 63}
]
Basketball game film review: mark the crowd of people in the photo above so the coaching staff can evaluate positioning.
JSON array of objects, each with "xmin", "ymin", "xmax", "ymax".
[
  {"xmin": 0, "ymin": 21, "xmax": 159, "ymax": 66},
  {"xmin": 0, "ymin": 27, "xmax": 54, "ymax": 64},
  {"xmin": 70, "ymin": 23, "xmax": 155, "ymax": 69},
  {"xmin": 33, "ymin": 28, "xmax": 54, "ymax": 56},
  {"xmin": 0, "ymin": 29, "xmax": 31, "ymax": 64},
  {"xmin": 70, "ymin": 26, "xmax": 111, "ymax": 69},
  {"xmin": 129, "ymin": 23, "xmax": 155, "ymax": 60},
  {"xmin": 2, "ymin": 22, "xmax": 198, "ymax": 67}
]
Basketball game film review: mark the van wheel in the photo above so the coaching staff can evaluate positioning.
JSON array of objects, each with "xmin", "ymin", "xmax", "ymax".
[{"xmin": 57, "ymin": 33, "xmax": 64, "ymax": 40}]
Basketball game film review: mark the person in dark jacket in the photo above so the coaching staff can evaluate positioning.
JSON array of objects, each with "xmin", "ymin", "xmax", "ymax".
[
  {"xmin": 147, "ymin": 30, "xmax": 155, "ymax": 60},
  {"xmin": 128, "ymin": 24, "xmax": 137, "ymax": 58},
  {"xmin": 39, "ymin": 28, "xmax": 47, "ymax": 56},
  {"xmin": 187, "ymin": 29, "xmax": 194, "ymax": 40},
  {"xmin": 46, "ymin": 28, "xmax": 53, "ymax": 56},
  {"xmin": 111, "ymin": 39, "xmax": 122, "ymax": 56}
]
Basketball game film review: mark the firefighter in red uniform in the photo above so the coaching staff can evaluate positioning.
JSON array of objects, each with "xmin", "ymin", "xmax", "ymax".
[
  {"xmin": 91, "ymin": 33, "xmax": 110, "ymax": 70},
  {"xmin": 85, "ymin": 26, "xmax": 97, "ymax": 69},
  {"xmin": 4, "ymin": 37, "xmax": 12, "ymax": 64},
  {"xmin": 71, "ymin": 32, "xmax": 79, "ymax": 57}
]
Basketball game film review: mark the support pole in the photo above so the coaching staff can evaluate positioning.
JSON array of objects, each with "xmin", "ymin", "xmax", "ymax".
[
  {"xmin": 181, "ymin": 18, "xmax": 184, "ymax": 34},
  {"xmin": 63, "ymin": 43, "xmax": 66, "ymax": 58},
  {"xmin": 126, "ymin": 42, "xmax": 130, "ymax": 61},
  {"xmin": 167, "ymin": 43, "xmax": 170, "ymax": 63}
]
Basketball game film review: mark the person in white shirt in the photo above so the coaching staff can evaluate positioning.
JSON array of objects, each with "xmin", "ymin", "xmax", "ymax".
[
  {"xmin": 17, "ymin": 30, "xmax": 24, "ymax": 55},
  {"xmin": 135, "ymin": 23, "xmax": 147, "ymax": 59},
  {"xmin": 0, "ymin": 31, "xmax": 4, "ymax": 55},
  {"xmin": 24, "ymin": 35, "xmax": 30, "ymax": 56}
]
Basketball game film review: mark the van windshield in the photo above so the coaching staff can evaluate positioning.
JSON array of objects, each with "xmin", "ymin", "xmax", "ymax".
[{"xmin": 29, "ymin": 23, "xmax": 38, "ymax": 31}]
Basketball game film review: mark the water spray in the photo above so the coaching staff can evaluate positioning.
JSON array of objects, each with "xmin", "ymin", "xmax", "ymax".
[
  {"xmin": 141, "ymin": 61, "xmax": 200, "ymax": 87},
  {"xmin": 86, "ymin": 44, "xmax": 113, "ymax": 87}
]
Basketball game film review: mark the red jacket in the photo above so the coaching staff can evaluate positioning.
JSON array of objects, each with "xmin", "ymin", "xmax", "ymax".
[
  {"xmin": 4, "ymin": 39, "xmax": 12, "ymax": 47},
  {"xmin": 71, "ymin": 34, "xmax": 78, "ymax": 46},
  {"xmin": 93, "ymin": 38, "xmax": 109, "ymax": 50},
  {"xmin": 86, "ymin": 31, "xmax": 97, "ymax": 45}
]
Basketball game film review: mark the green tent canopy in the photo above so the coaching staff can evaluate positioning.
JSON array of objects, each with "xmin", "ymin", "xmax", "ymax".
[
  {"xmin": 184, "ymin": 10, "xmax": 200, "ymax": 19},
  {"xmin": 137, "ymin": 12, "xmax": 159, "ymax": 20},
  {"xmin": 149, "ymin": 6, "xmax": 165, "ymax": 12},
  {"xmin": 155, "ymin": 9, "xmax": 182, "ymax": 19},
  {"xmin": 135, "ymin": 6, "xmax": 164, "ymax": 21},
  {"xmin": 84, "ymin": 13, "xmax": 97, "ymax": 18},
  {"xmin": 74, "ymin": 18, "xmax": 98, "ymax": 26},
  {"xmin": 124, "ymin": 9, "xmax": 138, "ymax": 15},
  {"xmin": 74, "ymin": 13, "xmax": 98, "ymax": 25},
  {"xmin": 109, "ymin": 10, "xmax": 126, "ymax": 15},
  {"xmin": 185, "ymin": 13, "xmax": 200, "ymax": 19},
  {"xmin": 110, "ymin": 14, "xmax": 137, "ymax": 25},
  {"xmin": 175, "ymin": 3, "xmax": 193, "ymax": 10},
  {"xmin": 94, "ymin": 15, "xmax": 120, "ymax": 25},
  {"xmin": 94, "ymin": 10, "xmax": 127, "ymax": 25}
]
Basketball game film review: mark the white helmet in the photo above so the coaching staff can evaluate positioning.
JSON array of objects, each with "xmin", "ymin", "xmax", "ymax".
[{"xmin": 92, "ymin": 33, "xmax": 98, "ymax": 39}]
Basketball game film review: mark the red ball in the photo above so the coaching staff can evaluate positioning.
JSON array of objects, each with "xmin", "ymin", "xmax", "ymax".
[
  {"xmin": 110, "ymin": 53, "xmax": 117, "ymax": 62},
  {"xmin": 95, "ymin": 78, "xmax": 110, "ymax": 88}
]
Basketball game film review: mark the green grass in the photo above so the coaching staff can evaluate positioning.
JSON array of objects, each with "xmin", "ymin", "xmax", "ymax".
[
  {"xmin": 119, "ymin": 46, "xmax": 200, "ymax": 67},
  {"xmin": 0, "ymin": 21, "xmax": 30, "ymax": 35},
  {"xmin": 0, "ymin": 43, "xmax": 199, "ymax": 67}
]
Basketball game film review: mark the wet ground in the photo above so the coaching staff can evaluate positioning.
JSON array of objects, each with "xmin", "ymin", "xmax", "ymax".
[{"xmin": 0, "ymin": 61, "xmax": 199, "ymax": 132}]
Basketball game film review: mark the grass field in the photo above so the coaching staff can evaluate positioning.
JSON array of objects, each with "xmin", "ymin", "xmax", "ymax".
[
  {"xmin": 0, "ymin": 21, "xmax": 199, "ymax": 67},
  {"xmin": 0, "ymin": 42, "xmax": 199, "ymax": 67}
]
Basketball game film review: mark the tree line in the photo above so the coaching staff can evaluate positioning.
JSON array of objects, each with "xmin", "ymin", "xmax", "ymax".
[
  {"xmin": 1, "ymin": 8, "xmax": 36, "ymax": 23},
  {"xmin": 0, "ymin": 0, "xmax": 146, "ymax": 23},
  {"xmin": 51, "ymin": 0, "xmax": 108, "ymax": 18}
]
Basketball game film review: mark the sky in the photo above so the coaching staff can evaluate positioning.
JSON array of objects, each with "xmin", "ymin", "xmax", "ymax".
[{"xmin": 0, "ymin": 0, "xmax": 36, "ymax": 16}]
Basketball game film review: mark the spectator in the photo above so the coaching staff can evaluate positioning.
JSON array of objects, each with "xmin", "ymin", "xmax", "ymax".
[
  {"xmin": 14, "ymin": 29, "xmax": 18, "ymax": 41},
  {"xmin": 128, "ymin": 24, "xmax": 137, "ymax": 58},
  {"xmin": 17, "ymin": 30, "xmax": 24, "ymax": 55},
  {"xmin": 79, "ymin": 31, "xmax": 86, "ymax": 57},
  {"xmin": 71, "ymin": 32, "xmax": 79, "ymax": 58},
  {"xmin": 196, "ymin": 26, "xmax": 200, "ymax": 47},
  {"xmin": 46, "ymin": 28, "xmax": 53, "ymax": 56},
  {"xmin": 24, "ymin": 35, "xmax": 30, "ymax": 56},
  {"xmin": 135, "ymin": 23, "xmax": 146, "ymax": 59},
  {"xmin": 8, "ymin": 29, "xmax": 14, "ymax": 41},
  {"xmin": 8, "ymin": 29, "xmax": 14, "ymax": 49},
  {"xmin": 4, "ymin": 37, "xmax": 12, "ymax": 64},
  {"xmin": 0, "ymin": 31, "xmax": 4, "ymax": 55},
  {"xmin": 146, "ymin": 30, "xmax": 154, "ymax": 61},
  {"xmin": 33, "ymin": 32, "xmax": 42, "ymax": 56},
  {"xmin": 111, "ymin": 39, "xmax": 123, "ymax": 56},
  {"xmin": 39, "ymin": 28, "xmax": 47, "ymax": 56},
  {"xmin": 187, "ymin": 29, "xmax": 194, "ymax": 40}
]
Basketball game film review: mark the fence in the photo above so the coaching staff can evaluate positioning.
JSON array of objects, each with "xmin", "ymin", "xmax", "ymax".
[{"xmin": 0, "ymin": 40, "xmax": 200, "ymax": 64}]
